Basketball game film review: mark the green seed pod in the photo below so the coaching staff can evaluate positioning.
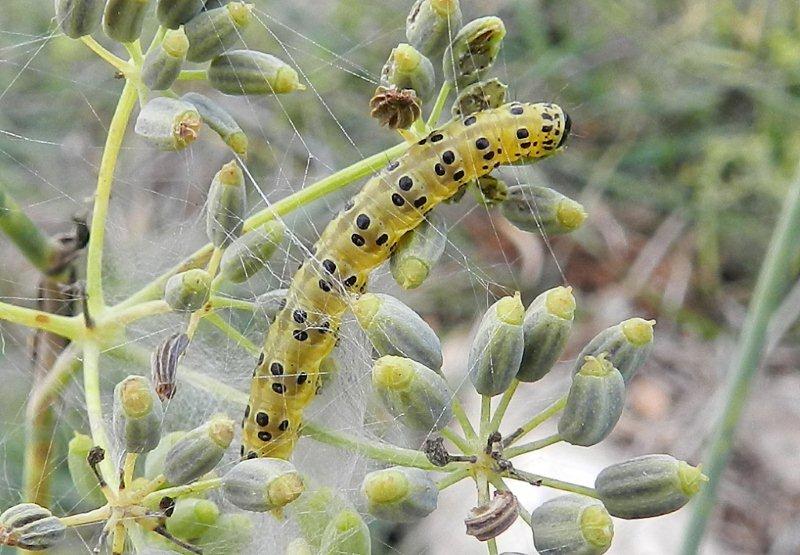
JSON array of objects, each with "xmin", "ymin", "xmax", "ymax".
[
  {"xmin": 362, "ymin": 466, "xmax": 438, "ymax": 523},
  {"xmin": 103, "ymin": 0, "xmax": 151, "ymax": 43},
  {"xmin": 516, "ymin": 286, "xmax": 575, "ymax": 383},
  {"xmin": 164, "ymin": 268, "xmax": 212, "ymax": 312},
  {"xmin": 467, "ymin": 293, "xmax": 525, "ymax": 396},
  {"xmin": 293, "ymin": 488, "xmax": 342, "ymax": 549},
  {"xmin": 595, "ymin": 455, "xmax": 707, "ymax": 519},
  {"xmin": 390, "ymin": 210, "xmax": 446, "ymax": 290},
  {"xmin": 185, "ymin": 2, "xmax": 252, "ymax": 62},
  {"xmin": 163, "ymin": 415, "xmax": 234, "ymax": 486},
  {"xmin": 451, "ymin": 78, "xmax": 508, "ymax": 118},
  {"xmin": 55, "ymin": 0, "xmax": 104, "ymax": 38},
  {"xmin": 254, "ymin": 288, "xmax": 288, "ymax": 323},
  {"xmin": 286, "ymin": 538, "xmax": 313, "ymax": 555},
  {"xmin": 0, "ymin": 503, "xmax": 67, "ymax": 551},
  {"xmin": 219, "ymin": 220, "xmax": 286, "ymax": 283},
  {"xmin": 196, "ymin": 513, "xmax": 254, "ymax": 555},
  {"xmin": 181, "ymin": 92, "xmax": 248, "ymax": 156},
  {"xmin": 222, "ymin": 458, "xmax": 304, "ymax": 512},
  {"xmin": 573, "ymin": 318, "xmax": 655, "ymax": 383},
  {"xmin": 473, "ymin": 175, "xmax": 508, "ymax": 206},
  {"xmin": 319, "ymin": 509, "xmax": 371, "ymax": 555},
  {"xmin": 134, "ymin": 97, "xmax": 202, "ymax": 151},
  {"xmin": 530, "ymin": 494, "xmax": 614, "ymax": 555},
  {"xmin": 372, "ymin": 355, "xmax": 453, "ymax": 432},
  {"xmin": 501, "ymin": 185, "xmax": 587, "ymax": 236},
  {"xmin": 443, "ymin": 16, "xmax": 506, "ymax": 87},
  {"xmin": 558, "ymin": 355, "xmax": 625, "ymax": 447},
  {"xmin": 206, "ymin": 160, "xmax": 246, "ymax": 247},
  {"xmin": 113, "ymin": 375, "xmax": 163, "ymax": 453},
  {"xmin": 353, "ymin": 292, "xmax": 443, "ymax": 371},
  {"xmin": 406, "ymin": 0, "xmax": 462, "ymax": 58},
  {"xmin": 67, "ymin": 433, "xmax": 106, "ymax": 507},
  {"xmin": 157, "ymin": 0, "xmax": 205, "ymax": 29},
  {"xmin": 141, "ymin": 28, "xmax": 189, "ymax": 91},
  {"xmin": 165, "ymin": 497, "xmax": 220, "ymax": 541},
  {"xmin": 381, "ymin": 43, "xmax": 435, "ymax": 102},
  {"xmin": 208, "ymin": 50, "xmax": 305, "ymax": 96},
  {"xmin": 144, "ymin": 430, "xmax": 187, "ymax": 481}
]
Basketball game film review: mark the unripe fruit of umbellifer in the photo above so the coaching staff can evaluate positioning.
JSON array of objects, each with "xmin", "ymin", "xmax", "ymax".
[
  {"xmin": 451, "ymin": 78, "xmax": 508, "ymax": 118},
  {"xmin": 0, "ymin": 503, "xmax": 67, "ymax": 551},
  {"xmin": 595, "ymin": 454, "xmax": 707, "ymax": 519},
  {"xmin": 144, "ymin": 430, "xmax": 187, "ymax": 481},
  {"xmin": 103, "ymin": 0, "xmax": 151, "ymax": 43},
  {"xmin": 362, "ymin": 467, "xmax": 438, "ymax": 523},
  {"xmin": 165, "ymin": 497, "xmax": 220, "ymax": 541},
  {"xmin": 468, "ymin": 292, "xmax": 525, "ymax": 396},
  {"xmin": 353, "ymin": 292, "xmax": 443, "ymax": 371},
  {"xmin": 406, "ymin": 0, "xmax": 462, "ymax": 59},
  {"xmin": 184, "ymin": 2, "xmax": 253, "ymax": 62},
  {"xmin": 164, "ymin": 268, "xmax": 212, "ymax": 312},
  {"xmin": 516, "ymin": 286, "xmax": 575, "ymax": 382},
  {"xmin": 222, "ymin": 458, "xmax": 304, "ymax": 512},
  {"xmin": 156, "ymin": 0, "xmax": 205, "ymax": 29},
  {"xmin": 573, "ymin": 317, "xmax": 655, "ymax": 383},
  {"xmin": 443, "ymin": 16, "xmax": 506, "ymax": 87},
  {"xmin": 390, "ymin": 210, "xmax": 446, "ymax": 290},
  {"xmin": 141, "ymin": 28, "xmax": 189, "ymax": 91},
  {"xmin": 134, "ymin": 97, "xmax": 202, "ymax": 151},
  {"xmin": 55, "ymin": 0, "xmax": 104, "ymax": 38},
  {"xmin": 381, "ymin": 43, "xmax": 436, "ymax": 102},
  {"xmin": 181, "ymin": 92, "xmax": 248, "ymax": 156},
  {"xmin": 163, "ymin": 415, "xmax": 234, "ymax": 486},
  {"xmin": 558, "ymin": 354, "xmax": 625, "ymax": 447},
  {"xmin": 319, "ymin": 509, "xmax": 371, "ymax": 555},
  {"xmin": 195, "ymin": 513, "xmax": 254, "ymax": 555},
  {"xmin": 112, "ymin": 375, "xmax": 163, "ymax": 453},
  {"xmin": 530, "ymin": 494, "xmax": 613, "ymax": 555},
  {"xmin": 208, "ymin": 50, "xmax": 305, "ymax": 96},
  {"xmin": 372, "ymin": 355, "xmax": 453, "ymax": 432},
  {"xmin": 67, "ymin": 432, "xmax": 106, "ymax": 507},
  {"xmin": 501, "ymin": 184, "xmax": 587, "ymax": 236},
  {"xmin": 206, "ymin": 160, "xmax": 246, "ymax": 247},
  {"xmin": 219, "ymin": 220, "xmax": 285, "ymax": 283}
]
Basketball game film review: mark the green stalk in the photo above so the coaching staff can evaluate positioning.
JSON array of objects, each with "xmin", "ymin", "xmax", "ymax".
[
  {"xmin": 489, "ymin": 379, "xmax": 519, "ymax": 433},
  {"xmin": 85, "ymin": 80, "xmax": 139, "ymax": 317},
  {"xmin": 504, "ymin": 433, "xmax": 561, "ymax": 459},
  {"xmin": 451, "ymin": 398, "xmax": 478, "ymax": 441},
  {"xmin": 82, "ymin": 342, "xmax": 115, "ymax": 484},
  {"xmin": 201, "ymin": 312, "xmax": 260, "ymax": 356},
  {"xmin": 80, "ymin": 36, "xmax": 130, "ymax": 73},
  {"xmin": 504, "ymin": 468, "xmax": 599, "ymax": 499},
  {"xmin": 440, "ymin": 427, "xmax": 471, "ymax": 454},
  {"xmin": 210, "ymin": 296, "xmax": 259, "ymax": 312},
  {"xmin": 427, "ymin": 80, "xmax": 453, "ymax": 127},
  {"xmin": 437, "ymin": 468, "xmax": 471, "ymax": 491},
  {"xmin": 0, "ymin": 184, "xmax": 59, "ymax": 274},
  {"xmin": 503, "ymin": 395, "xmax": 567, "ymax": 447},
  {"xmin": 682, "ymin": 171, "xmax": 800, "ymax": 554},
  {"xmin": 0, "ymin": 301, "xmax": 82, "ymax": 339},
  {"xmin": 143, "ymin": 477, "xmax": 223, "ymax": 505}
]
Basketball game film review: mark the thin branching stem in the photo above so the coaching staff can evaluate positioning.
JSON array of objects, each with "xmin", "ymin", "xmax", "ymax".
[
  {"xmin": 437, "ymin": 468, "xmax": 471, "ymax": 491},
  {"xmin": 504, "ymin": 433, "xmax": 562, "ymax": 459},
  {"xmin": 504, "ymin": 468, "xmax": 599, "ymax": 499},
  {"xmin": 489, "ymin": 379, "xmax": 519, "ymax": 433},
  {"xmin": 0, "ymin": 301, "xmax": 82, "ymax": 339},
  {"xmin": 142, "ymin": 477, "xmax": 223, "ymax": 505},
  {"xmin": 502, "ymin": 395, "xmax": 567, "ymax": 448},
  {"xmin": 80, "ymin": 37, "xmax": 130, "ymax": 73},
  {"xmin": 451, "ymin": 397, "xmax": 478, "ymax": 442},
  {"xmin": 440, "ymin": 427, "xmax": 471, "ymax": 454},
  {"xmin": 427, "ymin": 81, "xmax": 454, "ymax": 127},
  {"xmin": 83, "ymin": 342, "xmax": 115, "ymax": 484},
  {"xmin": 201, "ymin": 312, "xmax": 260, "ymax": 356},
  {"xmin": 58, "ymin": 506, "xmax": 112, "ymax": 528}
]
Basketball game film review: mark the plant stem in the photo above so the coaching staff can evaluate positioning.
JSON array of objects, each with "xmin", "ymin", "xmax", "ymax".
[
  {"xmin": 201, "ymin": 312, "xmax": 260, "ymax": 356},
  {"xmin": 143, "ymin": 477, "xmax": 223, "ymax": 505},
  {"xmin": 682, "ymin": 171, "xmax": 800, "ymax": 554},
  {"xmin": 503, "ymin": 395, "xmax": 567, "ymax": 447},
  {"xmin": 110, "ymin": 300, "xmax": 171, "ymax": 327},
  {"xmin": 86, "ymin": 80, "xmax": 139, "ymax": 317},
  {"xmin": 427, "ymin": 80, "xmax": 453, "ymax": 127},
  {"xmin": 210, "ymin": 296, "xmax": 258, "ymax": 312},
  {"xmin": 504, "ymin": 433, "xmax": 561, "ymax": 459},
  {"xmin": 300, "ymin": 421, "xmax": 462, "ymax": 472},
  {"xmin": 437, "ymin": 468, "xmax": 471, "ymax": 491},
  {"xmin": 0, "ymin": 301, "xmax": 82, "ymax": 339},
  {"xmin": 83, "ymin": 342, "xmax": 115, "ymax": 485},
  {"xmin": 115, "ymin": 141, "xmax": 411, "ymax": 310},
  {"xmin": 0, "ymin": 183, "xmax": 59, "ymax": 274},
  {"xmin": 80, "ymin": 37, "xmax": 130, "ymax": 73},
  {"xmin": 489, "ymin": 379, "xmax": 519, "ymax": 433},
  {"xmin": 505, "ymin": 468, "xmax": 599, "ymax": 499},
  {"xmin": 451, "ymin": 398, "xmax": 478, "ymax": 442},
  {"xmin": 440, "ymin": 427, "xmax": 471, "ymax": 454},
  {"xmin": 59, "ymin": 506, "xmax": 112, "ymax": 528},
  {"xmin": 480, "ymin": 395, "xmax": 491, "ymax": 438}
]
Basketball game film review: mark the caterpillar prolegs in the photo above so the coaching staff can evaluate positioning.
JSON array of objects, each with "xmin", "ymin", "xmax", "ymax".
[{"xmin": 241, "ymin": 101, "xmax": 571, "ymax": 459}]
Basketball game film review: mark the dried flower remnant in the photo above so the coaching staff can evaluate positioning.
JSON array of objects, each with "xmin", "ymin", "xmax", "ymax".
[
  {"xmin": 370, "ymin": 86, "xmax": 423, "ymax": 130},
  {"xmin": 465, "ymin": 491, "xmax": 519, "ymax": 542}
]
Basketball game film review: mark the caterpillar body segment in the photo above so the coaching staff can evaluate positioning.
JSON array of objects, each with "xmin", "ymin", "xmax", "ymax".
[{"xmin": 242, "ymin": 101, "xmax": 571, "ymax": 459}]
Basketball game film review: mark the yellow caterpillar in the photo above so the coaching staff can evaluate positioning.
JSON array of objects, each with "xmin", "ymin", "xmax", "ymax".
[{"xmin": 241, "ymin": 101, "xmax": 571, "ymax": 459}]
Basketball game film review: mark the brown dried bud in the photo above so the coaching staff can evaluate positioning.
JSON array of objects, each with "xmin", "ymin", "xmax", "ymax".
[
  {"xmin": 369, "ymin": 86, "xmax": 422, "ymax": 130},
  {"xmin": 465, "ymin": 490, "xmax": 519, "ymax": 542}
]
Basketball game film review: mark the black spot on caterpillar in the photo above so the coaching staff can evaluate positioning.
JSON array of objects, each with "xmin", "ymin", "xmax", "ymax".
[{"xmin": 242, "ymin": 102, "xmax": 571, "ymax": 459}]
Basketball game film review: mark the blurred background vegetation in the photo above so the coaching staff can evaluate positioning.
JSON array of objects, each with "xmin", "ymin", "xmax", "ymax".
[{"xmin": 1, "ymin": 0, "xmax": 799, "ymax": 553}]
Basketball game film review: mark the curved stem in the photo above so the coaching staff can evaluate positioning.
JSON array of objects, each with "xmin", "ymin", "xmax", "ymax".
[
  {"xmin": 503, "ymin": 395, "xmax": 567, "ymax": 448},
  {"xmin": 682, "ymin": 171, "xmax": 800, "ymax": 554},
  {"xmin": 451, "ymin": 398, "xmax": 477, "ymax": 442},
  {"xmin": 86, "ymin": 81, "xmax": 139, "ymax": 317},
  {"xmin": 0, "ymin": 301, "xmax": 82, "ymax": 339},
  {"xmin": 83, "ymin": 342, "xmax": 115, "ymax": 485},
  {"xmin": 504, "ymin": 468, "xmax": 599, "ymax": 499},
  {"xmin": 440, "ymin": 427, "xmax": 470, "ymax": 454},
  {"xmin": 80, "ymin": 37, "xmax": 130, "ymax": 73},
  {"xmin": 504, "ymin": 433, "xmax": 561, "ymax": 459},
  {"xmin": 489, "ymin": 380, "xmax": 518, "ymax": 433}
]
